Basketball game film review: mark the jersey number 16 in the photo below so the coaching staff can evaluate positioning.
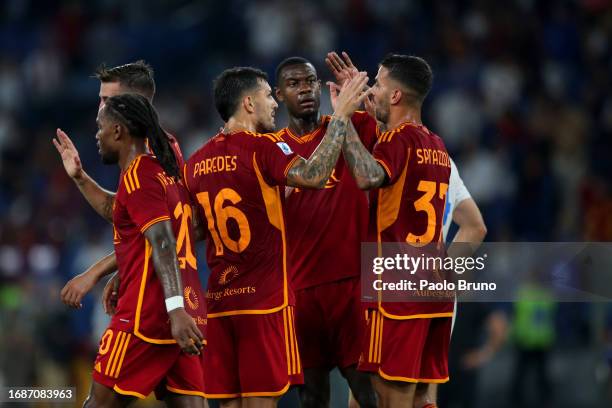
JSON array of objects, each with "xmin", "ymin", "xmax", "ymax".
[{"xmin": 196, "ymin": 188, "xmax": 252, "ymax": 255}]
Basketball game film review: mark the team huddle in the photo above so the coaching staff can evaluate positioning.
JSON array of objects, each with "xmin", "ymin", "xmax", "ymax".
[{"xmin": 56, "ymin": 51, "xmax": 456, "ymax": 408}]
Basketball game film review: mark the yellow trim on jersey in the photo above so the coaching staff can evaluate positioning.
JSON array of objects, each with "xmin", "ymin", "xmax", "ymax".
[
  {"xmin": 282, "ymin": 117, "xmax": 329, "ymax": 144},
  {"xmin": 206, "ymin": 303, "xmax": 289, "ymax": 318},
  {"xmin": 241, "ymin": 382, "xmax": 291, "ymax": 397},
  {"xmin": 202, "ymin": 391, "xmax": 240, "ymax": 399},
  {"xmin": 379, "ymin": 121, "xmax": 418, "ymax": 143},
  {"xmin": 283, "ymin": 308, "xmax": 292, "ymax": 375},
  {"xmin": 166, "ymin": 386, "xmax": 206, "ymax": 398},
  {"xmin": 291, "ymin": 307, "xmax": 302, "ymax": 374},
  {"xmin": 156, "ymin": 174, "xmax": 168, "ymax": 193},
  {"xmin": 376, "ymin": 159, "xmax": 392, "ymax": 180},
  {"xmin": 104, "ymin": 331, "xmax": 123, "ymax": 376},
  {"xmin": 203, "ymin": 385, "xmax": 293, "ymax": 399},
  {"xmin": 378, "ymin": 308, "xmax": 454, "ymax": 320},
  {"xmin": 378, "ymin": 369, "xmax": 449, "ymax": 384},
  {"xmin": 122, "ymin": 155, "xmax": 144, "ymax": 194},
  {"xmin": 283, "ymin": 155, "xmax": 300, "ymax": 177},
  {"xmin": 133, "ymin": 241, "xmax": 176, "ymax": 344},
  {"xmin": 131, "ymin": 156, "xmax": 142, "ymax": 189},
  {"xmin": 243, "ymin": 131, "xmax": 282, "ymax": 143},
  {"xmin": 113, "ymin": 333, "xmax": 131, "ymax": 378},
  {"xmin": 374, "ymin": 314, "xmax": 384, "ymax": 364},
  {"xmin": 113, "ymin": 385, "xmax": 147, "ymax": 399},
  {"xmin": 282, "ymin": 128, "xmax": 305, "ymax": 144},
  {"xmin": 287, "ymin": 306, "xmax": 299, "ymax": 375},
  {"xmin": 108, "ymin": 332, "xmax": 127, "ymax": 377},
  {"xmin": 124, "ymin": 171, "xmax": 135, "ymax": 193},
  {"xmin": 368, "ymin": 311, "xmax": 376, "ymax": 363},
  {"xmin": 139, "ymin": 216, "xmax": 171, "ymax": 234},
  {"xmin": 182, "ymin": 163, "xmax": 190, "ymax": 192}
]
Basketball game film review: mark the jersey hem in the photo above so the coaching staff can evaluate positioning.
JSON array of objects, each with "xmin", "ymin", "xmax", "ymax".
[
  {"xmin": 378, "ymin": 368, "xmax": 449, "ymax": 384},
  {"xmin": 206, "ymin": 301, "xmax": 289, "ymax": 318}
]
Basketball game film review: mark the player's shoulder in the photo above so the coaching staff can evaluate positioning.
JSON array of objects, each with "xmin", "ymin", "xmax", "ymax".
[
  {"xmin": 378, "ymin": 122, "xmax": 436, "ymax": 144},
  {"xmin": 186, "ymin": 133, "xmax": 225, "ymax": 164},
  {"xmin": 241, "ymin": 130, "xmax": 287, "ymax": 144},
  {"xmin": 377, "ymin": 123, "xmax": 411, "ymax": 144},
  {"xmin": 120, "ymin": 154, "xmax": 162, "ymax": 194},
  {"xmin": 240, "ymin": 130, "xmax": 296, "ymax": 158}
]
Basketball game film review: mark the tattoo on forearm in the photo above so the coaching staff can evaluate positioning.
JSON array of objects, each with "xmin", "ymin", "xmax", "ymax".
[
  {"xmin": 102, "ymin": 195, "xmax": 115, "ymax": 223},
  {"xmin": 288, "ymin": 117, "xmax": 348, "ymax": 188},
  {"xmin": 152, "ymin": 243, "xmax": 182, "ymax": 298},
  {"xmin": 342, "ymin": 122, "xmax": 386, "ymax": 189}
]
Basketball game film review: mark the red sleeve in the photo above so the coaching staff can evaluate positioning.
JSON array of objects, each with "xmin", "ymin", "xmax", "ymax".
[
  {"xmin": 351, "ymin": 111, "xmax": 379, "ymax": 152},
  {"xmin": 372, "ymin": 131, "xmax": 409, "ymax": 185},
  {"xmin": 255, "ymin": 134, "xmax": 300, "ymax": 186},
  {"xmin": 124, "ymin": 158, "xmax": 171, "ymax": 233}
]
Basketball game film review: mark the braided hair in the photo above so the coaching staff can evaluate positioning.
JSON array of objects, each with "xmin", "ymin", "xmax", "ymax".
[{"xmin": 103, "ymin": 93, "xmax": 180, "ymax": 179}]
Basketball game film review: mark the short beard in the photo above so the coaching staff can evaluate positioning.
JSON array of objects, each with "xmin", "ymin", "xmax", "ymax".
[
  {"xmin": 101, "ymin": 151, "xmax": 119, "ymax": 165},
  {"xmin": 375, "ymin": 105, "xmax": 389, "ymax": 124},
  {"xmin": 256, "ymin": 119, "xmax": 275, "ymax": 133}
]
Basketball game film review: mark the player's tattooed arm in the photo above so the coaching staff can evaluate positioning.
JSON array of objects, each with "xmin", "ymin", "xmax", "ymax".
[
  {"xmin": 53, "ymin": 128, "xmax": 116, "ymax": 223},
  {"xmin": 287, "ymin": 116, "xmax": 348, "ymax": 188},
  {"xmin": 144, "ymin": 221, "xmax": 203, "ymax": 355},
  {"xmin": 342, "ymin": 121, "xmax": 387, "ymax": 190},
  {"xmin": 287, "ymin": 72, "xmax": 372, "ymax": 189}
]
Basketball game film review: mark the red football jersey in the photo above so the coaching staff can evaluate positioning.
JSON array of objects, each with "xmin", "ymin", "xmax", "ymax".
[
  {"xmin": 370, "ymin": 122, "xmax": 453, "ymax": 318},
  {"xmin": 145, "ymin": 132, "xmax": 185, "ymax": 168},
  {"xmin": 110, "ymin": 154, "xmax": 206, "ymax": 343},
  {"xmin": 184, "ymin": 131, "xmax": 299, "ymax": 317},
  {"xmin": 281, "ymin": 111, "xmax": 379, "ymax": 290}
]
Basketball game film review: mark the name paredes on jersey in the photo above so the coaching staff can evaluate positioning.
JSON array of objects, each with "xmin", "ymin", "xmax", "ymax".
[
  {"xmin": 193, "ymin": 155, "xmax": 238, "ymax": 176},
  {"xmin": 416, "ymin": 148, "xmax": 451, "ymax": 168}
]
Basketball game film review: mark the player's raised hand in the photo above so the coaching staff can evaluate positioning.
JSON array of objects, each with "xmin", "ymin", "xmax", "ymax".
[
  {"xmin": 326, "ymin": 81, "xmax": 342, "ymax": 111},
  {"xmin": 325, "ymin": 51, "xmax": 358, "ymax": 86},
  {"xmin": 333, "ymin": 72, "xmax": 372, "ymax": 119},
  {"xmin": 61, "ymin": 271, "xmax": 99, "ymax": 309},
  {"xmin": 53, "ymin": 128, "xmax": 84, "ymax": 180},
  {"xmin": 169, "ymin": 308, "xmax": 204, "ymax": 355},
  {"xmin": 102, "ymin": 272, "xmax": 119, "ymax": 315}
]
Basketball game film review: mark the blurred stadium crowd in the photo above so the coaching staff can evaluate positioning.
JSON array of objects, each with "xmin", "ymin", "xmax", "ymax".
[{"xmin": 0, "ymin": 0, "xmax": 611, "ymax": 407}]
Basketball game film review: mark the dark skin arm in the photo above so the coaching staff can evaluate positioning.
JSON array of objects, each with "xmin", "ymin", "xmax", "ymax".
[
  {"xmin": 287, "ymin": 73, "xmax": 372, "ymax": 189},
  {"xmin": 53, "ymin": 128, "xmax": 115, "ymax": 223},
  {"xmin": 144, "ymin": 220, "xmax": 203, "ymax": 355},
  {"xmin": 60, "ymin": 251, "xmax": 117, "ymax": 309}
]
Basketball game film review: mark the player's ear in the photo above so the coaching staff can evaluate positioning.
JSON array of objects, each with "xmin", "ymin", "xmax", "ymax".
[
  {"xmin": 113, "ymin": 123, "xmax": 122, "ymax": 141},
  {"xmin": 243, "ymin": 95, "xmax": 255, "ymax": 115},
  {"xmin": 390, "ymin": 89, "xmax": 402, "ymax": 105},
  {"xmin": 114, "ymin": 122, "xmax": 128, "ymax": 141},
  {"xmin": 274, "ymin": 87, "xmax": 284, "ymax": 102}
]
